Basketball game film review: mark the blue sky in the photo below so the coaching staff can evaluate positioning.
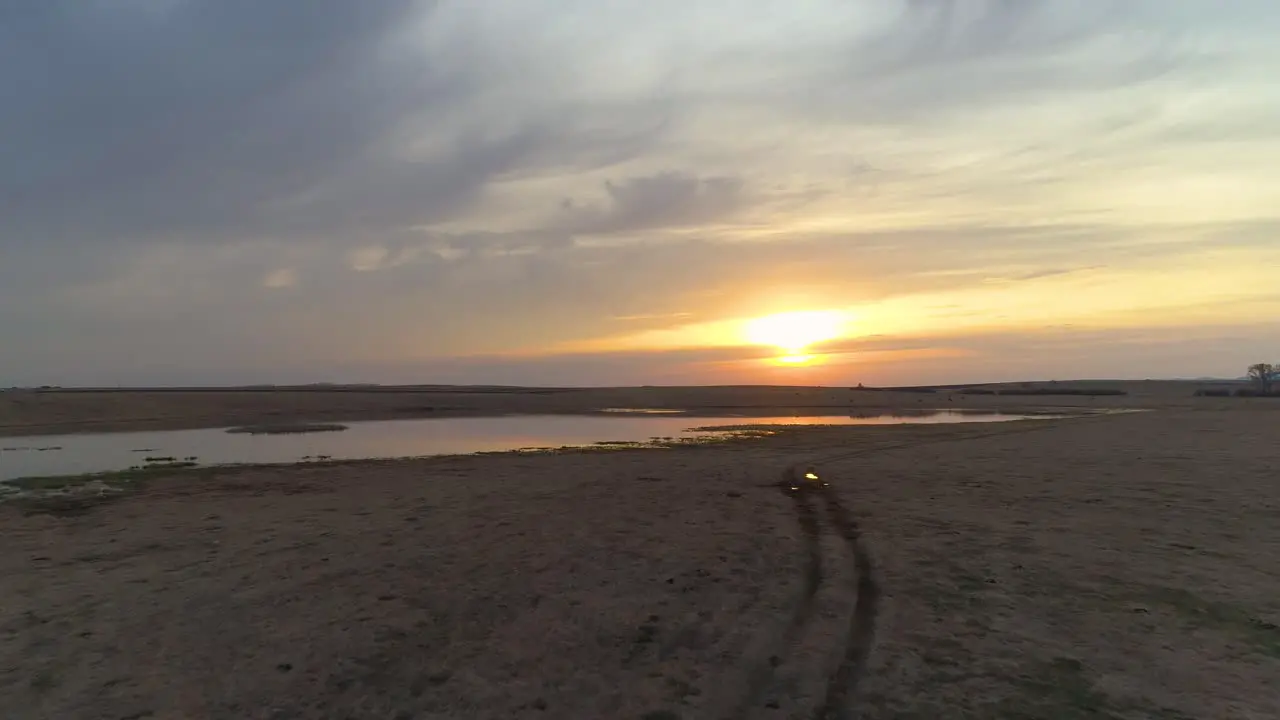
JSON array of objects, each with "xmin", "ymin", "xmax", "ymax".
[{"xmin": 3, "ymin": 1, "xmax": 1278, "ymax": 386}]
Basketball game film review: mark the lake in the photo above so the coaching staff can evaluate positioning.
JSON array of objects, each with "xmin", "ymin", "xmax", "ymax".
[{"xmin": 0, "ymin": 410, "xmax": 1062, "ymax": 481}]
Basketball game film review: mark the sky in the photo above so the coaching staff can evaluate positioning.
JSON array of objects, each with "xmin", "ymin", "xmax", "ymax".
[{"xmin": 3, "ymin": 0, "xmax": 1279, "ymax": 387}]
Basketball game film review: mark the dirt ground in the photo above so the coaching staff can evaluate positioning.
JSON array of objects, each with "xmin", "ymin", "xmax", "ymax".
[
  {"xmin": 0, "ymin": 380, "xmax": 1244, "ymax": 438},
  {"xmin": 3, "ymin": 407, "xmax": 1278, "ymax": 719}
]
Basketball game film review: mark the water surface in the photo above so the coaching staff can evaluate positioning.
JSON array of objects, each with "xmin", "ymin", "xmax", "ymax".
[{"xmin": 0, "ymin": 410, "xmax": 1059, "ymax": 481}]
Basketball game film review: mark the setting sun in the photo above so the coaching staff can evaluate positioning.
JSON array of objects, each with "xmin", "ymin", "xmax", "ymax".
[{"xmin": 744, "ymin": 310, "xmax": 847, "ymax": 355}]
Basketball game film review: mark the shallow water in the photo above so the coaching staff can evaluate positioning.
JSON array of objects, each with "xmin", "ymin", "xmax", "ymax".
[{"xmin": 0, "ymin": 410, "xmax": 1059, "ymax": 481}]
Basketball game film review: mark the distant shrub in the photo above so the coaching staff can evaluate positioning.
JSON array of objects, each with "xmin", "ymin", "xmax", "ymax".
[
  {"xmin": 1232, "ymin": 389, "xmax": 1280, "ymax": 398},
  {"xmin": 957, "ymin": 388, "xmax": 997, "ymax": 396},
  {"xmin": 1194, "ymin": 389, "xmax": 1232, "ymax": 397}
]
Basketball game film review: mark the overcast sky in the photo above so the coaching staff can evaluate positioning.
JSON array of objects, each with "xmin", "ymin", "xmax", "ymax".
[{"xmin": 3, "ymin": 0, "xmax": 1278, "ymax": 386}]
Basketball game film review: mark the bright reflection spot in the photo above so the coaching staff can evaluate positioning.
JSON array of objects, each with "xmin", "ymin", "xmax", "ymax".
[
  {"xmin": 744, "ymin": 310, "xmax": 846, "ymax": 355},
  {"xmin": 804, "ymin": 472, "xmax": 819, "ymax": 480}
]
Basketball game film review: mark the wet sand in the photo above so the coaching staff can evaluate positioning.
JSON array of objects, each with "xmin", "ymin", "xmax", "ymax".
[{"xmin": 3, "ymin": 408, "xmax": 1278, "ymax": 719}]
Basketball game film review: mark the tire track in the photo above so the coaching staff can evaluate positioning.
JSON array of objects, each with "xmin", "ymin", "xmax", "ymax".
[
  {"xmin": 720, "ymin": 463, "xmax": 878, "ymax": 720},
  {"xmin": 811, "ymin": 473, "xmax": 879, "ymax": 720},
  {"xmin": 719, "ymin": 475, "xmax": 824, "ymax": 720},
  {"xmin": 789, "ymin": 423, "xmax": 1064, "ymax": 717},
  {"xmin": 726, "ymin": 417, "xmax": 1104, "ymax": 718}
]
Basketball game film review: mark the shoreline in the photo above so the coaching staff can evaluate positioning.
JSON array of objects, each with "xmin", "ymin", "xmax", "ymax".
[
  {"xmin": 0, "ymin": 380, "xmax": 1229, "ymax": 438},
  {"xmin": 0, "ymin": 412, "xmax": 1098, "ymax": 485},
  {"xmin": 0, "ymin": 404, "xmax": 1088, "ymax": 440}
]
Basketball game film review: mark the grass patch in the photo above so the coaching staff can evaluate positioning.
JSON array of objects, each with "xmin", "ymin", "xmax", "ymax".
[
  {"xmin": 4, "ymin": 466, "xmax": 168, "ymax": 492},
  {"xmin": 996, "ymin": 657, "xmax": 1193, "ymax": 719},
  {"xmin": 1144, "ymin": 587, "xmax": 1280, "ymax": 658},
  {"xmin": 482, "ymin": 430, "xmax": 776, "ymax": 457},
  {"xmin": 1, "ymin": 463, "xmax": 205, "ymax": 516},
  {"xmin": 225, "ymin": 423, "xmax": 349, "ymax": 435},
  {"xmin": 1005, "ymin": 657, "xmax": 1121, "ymax": 719},
  {"xmin": 885, "ymin": 648, "xmax": 1195, "ymax": 719}
]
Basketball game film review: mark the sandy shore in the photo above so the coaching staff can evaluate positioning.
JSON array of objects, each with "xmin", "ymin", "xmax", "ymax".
[
  {"xmin": 0, "ymin": 380, "xmax": 1252, "ymax": 437},
  {"xmin": 3, "ymin": 408, "xmax": 1278, "ymax": 718}
]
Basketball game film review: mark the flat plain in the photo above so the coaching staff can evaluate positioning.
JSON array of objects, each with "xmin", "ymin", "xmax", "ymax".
[{"xmin": 2, "ymin": 384, "xmax": 1277, "ymax": 718}]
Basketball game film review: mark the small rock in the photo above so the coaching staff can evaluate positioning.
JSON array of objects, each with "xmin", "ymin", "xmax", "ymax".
[
  {"xmin": 1130, "ymin": 605, "xmax": 1151, "ymax": 614},
  {"xmin": 532, "ymin": 698, "xmax": 548, "ymax": 711},
  {"xmin": 276, "ymin": 663, "xmax": 293, "ymax": 673},
  {"xmin": 427, "ymin": 670, "xmax": 452, "ymax": 685}
]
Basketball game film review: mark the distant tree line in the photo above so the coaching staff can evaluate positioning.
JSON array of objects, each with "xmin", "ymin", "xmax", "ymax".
[
  {"xmin": 1197, "ymin": 363, "xmax": 1279, "ymax": 397},
  {"xmin": 1244, "ymin": 363, "xmax": 1278, "ymax": 396}
]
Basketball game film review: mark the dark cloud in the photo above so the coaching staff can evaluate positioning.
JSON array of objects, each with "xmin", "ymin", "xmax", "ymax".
[
  {"xmin": 0, "ymin": 0, "xmax": 665, "ymax": 251},
  {"xmin": 1, "ymin": 1, "xmax": 448, "ymax": 245},
  {"xmin": 556, "ymin": 172, "xmax": 747, "ymax": 235}
]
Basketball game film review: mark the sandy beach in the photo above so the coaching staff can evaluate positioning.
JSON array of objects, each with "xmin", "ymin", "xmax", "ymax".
[{"xmin": 3, "ymin": 393, "xmax": 1278, "ymax": 719}]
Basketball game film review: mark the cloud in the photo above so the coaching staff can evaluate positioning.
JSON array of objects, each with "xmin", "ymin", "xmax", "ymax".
[
  {"xmin": 555, "ymin": 172, "xmax": 748, "ymax": 235},
  {"xmin": 263, "ymin": 268, "xmax": 299, "ymax": 289},
  {"xmin": 28, "ymin": 320, "xmax": 1279, "ymax": 389},
  {"xmin": 2, "ymin": 1, "xmax": 444, "ymax": 245},
  {"xmin": 0, "ymin": 0, "xmax": 671, "ymax": 252},
  {"xmin": 3, "ymin": 1, "xmax": 1280, "ymax": 386},
  {"xmin": 993, "ymin": 266, "xmax": 1107, "ymax": 283}
]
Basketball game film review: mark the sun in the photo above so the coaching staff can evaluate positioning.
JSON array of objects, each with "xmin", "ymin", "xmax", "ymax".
[{"xmin": 744, "ymin": 310, "xmax": 846, "ymax": 355}]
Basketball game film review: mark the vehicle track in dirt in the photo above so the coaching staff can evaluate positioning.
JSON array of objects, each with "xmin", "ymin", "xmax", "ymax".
[{"xmin": 723, "ymin": 418, "xmax": 1086, "ymax": 719}]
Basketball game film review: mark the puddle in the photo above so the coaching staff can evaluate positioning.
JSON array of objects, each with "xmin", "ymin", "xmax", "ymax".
[{"xmin": 1, "ymin": 410, "xmax": 1064, "ymax": 482}]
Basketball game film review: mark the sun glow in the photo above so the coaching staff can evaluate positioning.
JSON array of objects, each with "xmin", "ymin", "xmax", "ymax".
[{"xmin": 744, "ymin": 310, "xmax": 847, "ymax": 356}]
